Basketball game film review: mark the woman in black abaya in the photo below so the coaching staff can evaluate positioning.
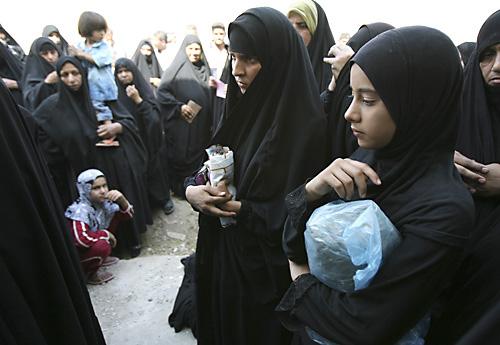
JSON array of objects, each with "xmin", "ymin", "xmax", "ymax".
[
  {"xmin": 185, "ymin": 7, "xmax": 327, "ymax": 345},
  {"xmin": 287, "ymin": 0, "xmax": 334, "ymax": 92},
  {"xmin": 322, "ymin": 22, "xmax": 394, "ymax": 159},
  {"xmin": 0, "ymin": 79, "xmax": 105, "ymax": 345},
  {"xmin": 132, "ymin": 40, "xmax": 163, "ymax": 93},
  {"xmin": 426, "ymin": 10, "xmax": 500, "ymax": 343},
  {"xmin": 42, "ymin": 24, "xmax": 69, "ymax": 56},
  {"xmin": 157, "ymin": 35, "xmax": 213, "ymax": 197},
  {"xmin": 114, "ymin": 57, "xmax": 173, "ymax": 214},
  {"xmin": 0, "ymin": 24, "xmax": 26, "ymax": 61},
  {"xmin": 0, "ymin": 42, "xmax": 24, "ymax": 105},
  {"xmin": 21, "ymin": 37, "xmax": 60, "ymax": 111},
  {"xmin": 34, "ymin": 56, "xmax": 151, "ymax": 257},
  {"xmin": 278, "ymin": 26, "xmax": 474, "ymax": 345}
]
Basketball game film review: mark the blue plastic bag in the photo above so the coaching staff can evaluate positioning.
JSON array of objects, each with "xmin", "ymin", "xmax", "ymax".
[{"xmin": 304, "ymin": 200, "xmax": 429, "ymax": 345}]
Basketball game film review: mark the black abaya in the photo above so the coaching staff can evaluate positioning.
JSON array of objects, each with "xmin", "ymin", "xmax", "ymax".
[
  {"xmin": 0, "ymin": 79, "xmax": 105, "ymax": 345},
  {"xmin": 193, "ymin": 8, "xmax": 327, "ymax": 345},
  {"xmin": 42, "ymin": 24, "xmax": 69, "ymax": 56},
  {"xmin": 157, "ymin": 35, "xmax": 213, "ymax": 196},
  {"xmin": 0, "ymin": 41, "xmax": 24, "ymax": 105},
  {"xmin": 131, "ymin": 40, "xmax": 163, "ymax": 93},
  {"xmin": 278, "ymin": 26, "xmax": 474, "ymax": 345}
]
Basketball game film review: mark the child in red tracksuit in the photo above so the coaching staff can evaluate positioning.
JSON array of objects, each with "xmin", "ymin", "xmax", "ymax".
[{"xmin": 65, "ymin": 168, "xmax": 133, "ymax": 284}]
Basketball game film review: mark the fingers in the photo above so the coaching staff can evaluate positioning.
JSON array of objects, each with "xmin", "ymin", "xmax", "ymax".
[
  {"xmin": 454, "ymin": 163, "xmax": 486, "ymax": 184},
  {"xmin": 454, "ymin": 151, "xmax": 488, "ymax": 174},
  {"xmin": 200, "ymin": 204, "xmax": 236, "ymax": 217},
  {"xmin": 327, "ymin": 159, "xmax": 381, "ymax": 199},
  {"xmin": 323, "ymin": 57, "xmax": 335, "ymax": 65}
]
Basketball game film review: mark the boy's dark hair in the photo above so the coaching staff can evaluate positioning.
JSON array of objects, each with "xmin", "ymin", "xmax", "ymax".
[
  {"xmin": 211, "ymin": 22, "xmax": 225, "ymax": 32},
  {"xmin": 78, "ymin": 11, "xmax": 108, "ymax": 37}
]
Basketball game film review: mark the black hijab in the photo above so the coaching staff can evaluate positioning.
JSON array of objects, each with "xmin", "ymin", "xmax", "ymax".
[
  {"xmin": 42, "ymin": 24, "xmax": 69, "ymax": 56},
  {"xmin": 0, "ymin": 24, "xmax": 26, "ymax": 61},
  {"xmin": 0, "ymin": 79, "xmax": 105, "ymax": 345},
  {"xmin": 21, "ymin": 37, "xmax": 59, "ymax": 111},
  {"xmin": 456, "ymin": 10, "xmax": 500, "ymax": 164},
  {"xmin": 132, "ymin": 40, "xmax": 163, "ymax": 84},
  {"xmin": 213, "ymin": 7, "xmax": 327, "ymax": 232},
  {"xmin": 327, "ymin": 22, "xmax": 394, "ymax": 160},
  {"xmin": 308, "ymin": 1, "xmax": 335, "ymax": 92},
  {"xmin": 33, "ymin": 56, "xmax": 98, "ymax": 174},
  {"xmin": 350, "ymin": 26, "xmax": 469, "ymax": 246},
  {"xmin": 0, "ymin": 41, "xmax": 24, "ymax": 104},
  {"xmin": 457, "ymin": 41, "xmax": 476, "ymax": 68}
]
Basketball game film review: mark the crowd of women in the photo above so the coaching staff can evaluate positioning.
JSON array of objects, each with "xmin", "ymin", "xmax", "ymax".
[{"xmin": 1, "ymin": 1, "xmax": 500, "ymax": 344}]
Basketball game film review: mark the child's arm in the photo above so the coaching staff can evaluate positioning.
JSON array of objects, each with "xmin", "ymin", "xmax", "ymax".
[
  {"xmin": 106, "ymin": 190, "xmax": 133, "ymax": 216},
  {"xmin": 68, "ymin": 45, "xmax": 96, "ymax": 65}
]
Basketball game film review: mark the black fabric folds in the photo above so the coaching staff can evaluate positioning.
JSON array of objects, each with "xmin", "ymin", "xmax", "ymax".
[
  {"xmin": 0, "ymin": 42, "xmax": 24, "ymax": 105},
  {"xmin": 457, "ymin": 41, "xmax": 476, "ymax": 68},
  {"xmin": 326, "ymin": 22, "xmax": 394, "ymax": 160},
  {"xmin": 0, "ymin": 79, "xmax": 105, "ymax": 345},
  {"xmin": 157, "ymin": 35, "xmax": 213, "ymax": 195},
  {"xmin": 115, "ymin": 57, "xmax": 170, "ymax": 205},
  {"xmin": 193, "ymin": 7, "xmax": 327, "ymax": 345},
  {"xmin": 427, "ymin": 10, "xmax": 500, "ymax": 344},
  {"xmin": 21, "ymin": 37, "xmax": 59, "ymax": 111},
  {"xmin": 132, "ymin": 40, "xmax": 163, "ymax": 88}
]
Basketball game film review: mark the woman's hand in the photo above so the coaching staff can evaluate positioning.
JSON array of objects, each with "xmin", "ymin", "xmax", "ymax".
[
  {"xmin": 44, "ymin": 71, "xmax": 59, "ymax": 84},
  {"xmin": 126, "ymin": 85, "xmax": 143, "ymax": 104},
  {"xmin": 149, "ymin": 77, "xmax": 161, "ymax": 88},
  {"xmin": 289, "ymin": 260, "xmax": 310, "ymax": 281},
  {"xmin": 180, "ymin": 104, "xmax": 195, "ymax": 122},
  {"xmin": 186, "ymin": 184, "xmax": 236, "ymax": 217},
  {"xmin": 213, "ymin": 180, "xmax": 242, "ymax": 214},
  {"xmin": 454, "ymin": 151, "xmax": 488, "ymax": 193},
  {"xmin": 97, "ymin": 122, "xmax": 123, "ymax": 139},
  {"xmin": 469, "ymin": 163, "xmax": 500, "ymax": 197},
  {"xmin": 305, "ymin": 158, "xmax": 381, "ymax": 202}
]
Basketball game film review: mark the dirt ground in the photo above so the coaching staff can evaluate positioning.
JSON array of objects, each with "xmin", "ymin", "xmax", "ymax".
[{"xmin": 87, "ymin": 195, "xmax": 199, "ymax": 345}]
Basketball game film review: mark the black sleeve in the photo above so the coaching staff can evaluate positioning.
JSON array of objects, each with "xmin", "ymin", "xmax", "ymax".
[
  {"xmin": 23, "ymin": 80, "xmax": 57, "ymax": 112},
  {"xmin": 276, "ymin": 233, "xmax": 462, "ymax": 345}
]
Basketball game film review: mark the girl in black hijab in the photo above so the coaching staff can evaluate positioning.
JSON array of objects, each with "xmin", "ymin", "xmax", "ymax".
[
  {"xmin": 287, "ymin": 0, "xmax": 335, "ymax": 92},
  {"xmin": 21, "ymin": 37, "xmax": 60, "ymax": 111},
  {"xmin": 34, "ymin": 56, "xmax": 151, "ymax": 258},
  {"xmin": 0, "ymin": 79, "xmax": 105, "ymax": 345},
  {"xmin": 157, "ymin": 34, "xmax": 213, "ymax": 197},
  {"xmin": 0, "ymin": 41, "xmax": 24, "ymax": 105},
  {"xmin": 42, "ymin": 24, "xmax": 69, "ymax": 56},
  {"xmin": 322, "ymin": 22, "xmax": 394, "ymax": 160},
  {"xmin": 132, "ymin": 40, "xmax": 163, "ymax": 93},
  {"xmin": 426, "ymin": 10, "xmax": 500, "ymax": 343},
  {"xmin": 114, "ymin": 57, "xmax": 173, "ymax": 214},
  {"xmin": 278, "ymin": 26, "xmax": 474, "ymax": 345},
  {"xmin": 185, "ymin": 7, "xmax": 327, "ymax": 345}
]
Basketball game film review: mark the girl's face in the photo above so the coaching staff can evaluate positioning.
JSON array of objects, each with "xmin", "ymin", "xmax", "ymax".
[
  {"xmin": 89, "ymin": 176, "xmax": 108, "ymax": 204},
  {"xmin": 288, "ymin": 12, "xmax": 312, "ymax": 47},
  {"xmin": 231, "ymin": 51, "xmax": 262, "ymax": 94},
  {"xmin": 60, "ymin": 62, "xmax": 82, "ymax": 92},
  {"xmin": 345, "ymin": 63, "xmax": 396, "ymax": 149},
  {"xmin": 185, "ymin": 43, "xmax": 202, "ymax": 63},
  {"xmin": 88, "ymin": 29, "xmax": 105, "ymax": 43},
  {"xmin": 40, "ymin": 49, "xmax": 59, "ymax": 65},
  {"xmin": 116, "ymin": 67, "xmax": 134, "ymax": 85}
]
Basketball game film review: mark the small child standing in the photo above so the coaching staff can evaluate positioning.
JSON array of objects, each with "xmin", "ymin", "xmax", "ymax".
[
  {"xmin": 66, "ymin": 169, "xmax": 134, "ymax": 285},
  {"xmin": 70, "ymin": 11, "xmax": 119, "ymax": 147}
]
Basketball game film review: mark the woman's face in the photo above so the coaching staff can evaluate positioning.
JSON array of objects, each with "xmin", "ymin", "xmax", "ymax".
[
  {"xmin": 40, "ymin": 49, "xmax": 59, "ymax": 65},
  {"xmin": 60, "ymin": 62, "xmax": 82, "ymax": 92},
  {"xmin": 48, "ymin": 32, "xmax": 61, "ymax": 45},
  {"xmin": 89, "ymin": 177, "xmax": 108, "ymax": 204},
  {"xmin": 288, "ymin": 12, "xmax": 312, "ymax": 47},
  {"xmin": 231, "ymin": 51, "xmax": 262, "ymax": 94},
  {"xmin": 480, "ymin": 42, "xmax": 500, "ymax": 87},
  {"xmin": 185, "ymin": 43, "xmax": 201, "ymax": 63},
  {"xmin": 140, "ymin": 43, "xmax": 152, "ymax": 56},
  {"xmin": 344, "ymin": 63, "xmax": 396, "ymax": 149},
  {"xmin": 116, "ymin": 66, "xmax": 134, "ymax": 85}
]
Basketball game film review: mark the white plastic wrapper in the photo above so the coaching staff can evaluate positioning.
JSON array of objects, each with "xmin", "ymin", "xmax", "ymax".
[
  {"xmin": 303, "ymin": 200, "xmax": 429, "ymax": 345},
  {"xmin": 204, "ymin": 145, "xmax": 237, "ymax": 227}
]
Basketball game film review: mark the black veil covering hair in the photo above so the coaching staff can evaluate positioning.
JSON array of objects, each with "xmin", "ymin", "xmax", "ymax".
[
  {"xmin": 21, "ymin": 37, "xmax": 59, "ymax": 111},
  {"xmin": 157, "ymin": 34, "xmax": 213, "ymax": 195},
  {"xmin": 0, "ymin": 79, "xmax": 105, "ymax": 345},
  {"xmin": 42, "ymin": 24, "xmax": 69, "ymax": 56},
  {"xmin": 192, "ymin": 7, "xmax": 327, "ymax": 345},
  {"xmin": 0, "ymin": 24, "xmax": 26, "ymax": 61},
  {"xmin": 0, "ymin": 41, "xmax": 24, "ymax": 105},
  {"xmin": 326, "ymin": 22, "xmax": 394, "ymax": 160},
  {"xmin": 427, "ymin": 10, "xmax": 500, "ymax": 343},
  {"xmin": 457, "ymin": 41, "xmax": 476, "ymax": 68},
  {"xmin": 115, "ymin": 57, "xmax": 171, "ymax": 205},
  {"xmin": 132, "ymin": 40, "xmax": 163, "ymax": 91},
  {"xmin": 34, "ymin": 56, "xmax": 151, "ymax": 256},
  {"xmin": 307, "ymin": 1, "xmax": 335, "ymax": 92}
]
